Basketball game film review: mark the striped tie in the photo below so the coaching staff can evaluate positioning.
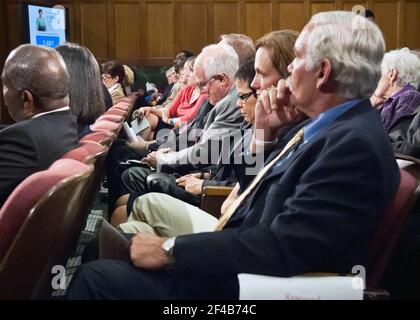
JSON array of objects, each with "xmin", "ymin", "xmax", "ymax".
[{"xmin": 214, "ymin": 128, "xmax": 304, "ymax": 230}]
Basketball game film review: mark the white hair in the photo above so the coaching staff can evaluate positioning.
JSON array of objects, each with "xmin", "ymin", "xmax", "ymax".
[
  {"xmin": 305, "ymin": 11, "xmax": 385, "ymax": 99},
  {"xmin": 382, "ymin": 47, "xmax": 420, "ymax": 89},
  {"xmin": 196, "ymin": 43, "xmax": 239, "ymax": 79}
]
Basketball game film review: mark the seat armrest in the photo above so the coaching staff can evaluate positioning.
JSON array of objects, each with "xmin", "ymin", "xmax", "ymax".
[
  {"xmin": 200, "ymin": 186, "xmax": 234, "ymax": 218},
  {"xmin": 202, "ymin": 186, "xmax": 234, "ymax": 197}
]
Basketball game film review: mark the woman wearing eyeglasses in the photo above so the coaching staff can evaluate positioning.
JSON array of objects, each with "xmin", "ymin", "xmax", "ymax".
[{"xmin": 102, "ymin": 61, "xmax": 126, "ymax": 105}]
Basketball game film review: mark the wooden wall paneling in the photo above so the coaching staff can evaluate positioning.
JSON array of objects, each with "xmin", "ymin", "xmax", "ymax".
[
  {"xmin": 405, "ymin": 1, "xmax": 420, "ymax": 49},
  {"xmin": 80, "ymin": 1, "xmax": 109, "ymax": 61},
  {"xmin": 179, "ymin": 1, "xmax": 207, "ymax": 55},
  {"xmin": 310, "ymin": 1, "xmax": 336, "ymax": 15},
  {"xmin": 278, "ymin": 1, "xmax": 306, "ymax": 32},
  {"xmin": 114, "ymin": 2, "xmax": 141, "ymax": 61},
  {"xmin": 1, "ymin": 0, "xmax": 7, "ymax": 123},
  {"xmin": 146, "ymin": 1, "xmax": 174, "ymax": 62},
  {"xmin": 62, "ymin": 3, "xmax": 76, "ymax": 44},
  {"xmin": 6, "ymin": 2, "xmax": 21, "ymax": 50},
  {"xmin": 245, "ymin": 1, "xmax": 273, "ymax": 40},
  {"xmin": 1, "ymin": 1, "xmax": 8, "ymax": 68},
  {"xmin": 107, "ymin": 0, "xmax": 115, "ymax": 60},
  {"xmin": 213, "ymin": 1, "xmax": 240, "ymax": 41},
  {"xmin": 373, "ymin": 1, "xmax": 399, "ymax": 49},
  {"xmin": 72, "ymin": 0, "xmax": 82, "ymax": 44},
  {"xmin": 139, "ymin": 0, "xmax": 149, "ymax": 62},
  {"xmin": 1, "ymin": 0, "xmax": 420, "ymax": 69}
]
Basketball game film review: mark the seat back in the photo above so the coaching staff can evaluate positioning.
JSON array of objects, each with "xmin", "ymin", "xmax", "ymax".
[
  {"xmin": 90, "ymin": 120, "xmax": 121, "ymax": 134},
  {"xmin": 61, "ymin": 140, "xmax": 107, "ymax": 164},
  {"xmin": 365, "ymin": 169, "xmax": 420, "ymax": 288},
  {"xmin": 97, "ymin": 114, "xmax": 125, "ymax": 123},
  {"xmin": 80, "ymin": 130, "xmax": 115, "ymax": 147},
  {"xmin": 0, "ymin": 159, "xmax": 92, "ymax": 299},
  {"xmin": 105, "ymin": 107, "xmax": 127, "ymax": 117},
  {"xmin": 60, "ymin": 141, "xmax": 108, "ymax": 261},
  {"xmin": 60, "ymin": 142, "xmax": 109, "ymax": 264}
]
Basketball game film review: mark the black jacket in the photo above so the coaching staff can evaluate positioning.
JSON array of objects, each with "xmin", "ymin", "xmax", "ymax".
[
  {"xmin": 174, "ymin": 99, "xmax": 400, "ymax": 279},
  {"xmin": 0, "ymin": 110, "xmax": 79, "ymax": 207}
]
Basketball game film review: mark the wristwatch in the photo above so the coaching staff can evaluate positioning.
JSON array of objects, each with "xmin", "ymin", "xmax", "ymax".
[{"xmin": 161, "ymin": 237, "xmax": 176, "ymax": 263}]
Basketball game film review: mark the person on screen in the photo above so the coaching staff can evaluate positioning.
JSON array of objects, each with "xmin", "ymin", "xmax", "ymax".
[{"xmin": 36, "ymin": 9, "xmax": 47, "ymax": 32}]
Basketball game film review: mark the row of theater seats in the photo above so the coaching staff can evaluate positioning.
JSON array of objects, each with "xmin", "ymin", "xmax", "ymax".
[{"xmin": 0, "ymin": 95, "xmax": 136, "ymax": 299}]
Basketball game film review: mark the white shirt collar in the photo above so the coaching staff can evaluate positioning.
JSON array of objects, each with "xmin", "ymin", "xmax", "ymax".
[
  {"xmin": 108, "ymin": 83, "xmax": 119, "ymax": 93},
  {"xmin": 32, "ymin": 106, "xmax": 70, "ymax": 119}
]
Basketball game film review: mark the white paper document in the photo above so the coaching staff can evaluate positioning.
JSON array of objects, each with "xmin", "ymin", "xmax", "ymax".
[
  {"xmin": 131, "ymin": 118, "xmax": 150, "ymax": 134},
  {"xmin": 238, "ymin": 273, "xmax": 364, "ymax": 300},
  {"xmin": 122, "ymin": 122, "xmax": 138, "ymax": 142}
]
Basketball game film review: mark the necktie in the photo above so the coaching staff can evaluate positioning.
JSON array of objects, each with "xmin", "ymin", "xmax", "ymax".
[{"xmin": 214, "ymin": 128, "xmax": 304, "ymax": 231}]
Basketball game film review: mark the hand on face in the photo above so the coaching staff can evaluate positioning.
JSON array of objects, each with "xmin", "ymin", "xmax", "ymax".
[
  {"xmin": 370, "ymin": 93, "xmax": 387, "ymax": 108},
  {"xmin": 254, "ymin": 79, "xmax": 303, "ymax": 140}
]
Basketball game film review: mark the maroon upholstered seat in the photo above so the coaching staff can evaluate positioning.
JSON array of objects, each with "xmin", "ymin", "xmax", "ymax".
[
  {"xmin": 97, "ymin": 114, "xmax": 125, "ymax": 123},
  {"xmin": 0, "ymin": 159, "xmax": 92, "ymax": 299},
  {"xmin": 90, "ymin": 120, "xmax": 121, "ymax": 133},
  {"xmin": 104, "ymin": 107, "xmax": 127, "ymax": 117},
  {"xmin": 62, "ymin": 140, "xmax": 107, "ymax": 164},
  {"xmin": 365, "ymin": 169, "xmax": 419, "ymax": 288},
  {"xmin": 80, "ymin": 130, "xmax": 115, "ymax": 147}
]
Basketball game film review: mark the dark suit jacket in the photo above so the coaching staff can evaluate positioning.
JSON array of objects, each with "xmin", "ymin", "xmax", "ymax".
[
  {"xmin": 0, "ymin": 110, "xmax": 79, "ymax": 207},
  {"xmin": 174, "ymin": 99, "xmax": 400, "ymax": 279}
]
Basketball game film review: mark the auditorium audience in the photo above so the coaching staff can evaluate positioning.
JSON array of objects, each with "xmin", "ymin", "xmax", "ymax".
[
  {"xmin": 136, "ymin": 57, "xmax": 206, "ymax": 141},
  {"xmin": 152, "ymin": 66, "xmax": 177, "ymax": 106},
  {"xmin": 0, "ymin": 44, "xmax": 79, "ymax": 208},
  {"xmin": 68, "ymin": 11, "xmax": 399, "ymax": 300},
  {"xmin": 108, "ymin": 42, "xmax": 244, "ymax": 226},
  {"xmin": 117, "ymin": 30, "xmax": 300, "ymax": 233},
  {"xmin": 56, "ymin": 43, "xmax": 105, "ymax": 138},
  {"xmin": 371, "ymin": 47, "xmax": 420, "ymax": 132},
  {"xmin": 102, "ymin": 60, "xmax": 126, "ymax": 104},
  {"xmin": 117, "ymin": 60, "xmax": 259, "ymax": 233}
]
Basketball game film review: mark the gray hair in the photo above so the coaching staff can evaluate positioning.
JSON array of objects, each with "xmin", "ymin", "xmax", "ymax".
[
  {"xmin": 382, "ymin": 47, "xmax": 420, "ymax": 89},
  {"xmin": 3, "ymin": 44, "xmax": 70, "ymax": 106},
  {"xmin": 218, "ymin": 33, "xmax": 255, "ymax": 66},
  {"xmin": 305, "ymin": 11, "xmax": 385, "ymax": 99},
  {"xmin": 196, "ymin": 43, "xmax": 239, "ymax": 80}
]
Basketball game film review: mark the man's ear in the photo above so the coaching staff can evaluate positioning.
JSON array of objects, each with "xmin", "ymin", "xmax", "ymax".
[
  {"xmin": 316, "ymin": 59, "xmax": 333, "ymax": 90},
  {"xmin": 389, "ymin": 68, "xmax": 398, "ymax": 85},
  {"xmin": 21, "ymin": 89, "xmax": 36, "ymax": 117},
  {"xmin": 217, "ymin": 74, "xmax": 228, "ymax": 85}
]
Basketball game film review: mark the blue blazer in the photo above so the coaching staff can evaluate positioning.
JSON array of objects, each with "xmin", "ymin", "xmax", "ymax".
[{"xmin": 174, "ymin": 99, "xmax": 400, "ymax": 278}]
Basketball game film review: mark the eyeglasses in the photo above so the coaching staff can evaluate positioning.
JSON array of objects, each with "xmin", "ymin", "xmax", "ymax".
[
  {"xmin": 237, "ymin": 91, "xmax": 256, "ymax": 103},
  {"xmin": 197, "ymin": 75, "xmax": 218, "ymax": 89},
  {"xmin": 102, "ymin": 74, "xmax": 112, "ymax": 81}
]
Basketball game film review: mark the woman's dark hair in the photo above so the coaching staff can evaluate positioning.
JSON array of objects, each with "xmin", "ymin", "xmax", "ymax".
[
  {"xmin": 235, "ymin": 59, "xmax": 256, "ymax": 88},
  {"xmin": 102, "ymin": 60, "xmax": 125, "ymax": 84},
  {"xmin": 56, "ymin": 42, "xmax": 105, "ymax": 126}
]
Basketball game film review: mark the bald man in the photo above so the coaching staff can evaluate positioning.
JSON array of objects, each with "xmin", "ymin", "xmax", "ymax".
[{"xmin": 0, "ymin": 44, "xmax": 79, "ymax": 207}]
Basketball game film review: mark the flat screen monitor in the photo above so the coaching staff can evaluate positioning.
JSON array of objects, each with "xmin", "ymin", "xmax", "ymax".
[{"xmin": 26, "ymin": 4, "xmax": 67, "ymax": 48}]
